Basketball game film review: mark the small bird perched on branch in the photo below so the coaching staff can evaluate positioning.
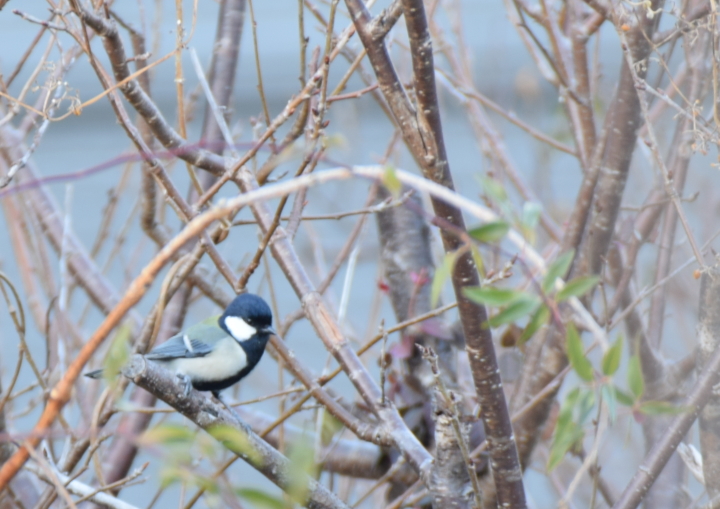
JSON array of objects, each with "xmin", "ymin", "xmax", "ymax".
[{"xmin": 86, "ymin": 293, "xmax": 275, "ymax": 398}]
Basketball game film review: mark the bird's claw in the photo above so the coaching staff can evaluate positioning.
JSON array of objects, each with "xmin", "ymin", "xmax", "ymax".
[{"xmin": 176, "ymin": 374, "xmax": 192, "ymax": 397}]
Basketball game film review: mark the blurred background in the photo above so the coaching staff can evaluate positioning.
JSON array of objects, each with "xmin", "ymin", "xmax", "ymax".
[{"xmin": 0, "ymin": 0, "xmax": 716, "ymax": 508}]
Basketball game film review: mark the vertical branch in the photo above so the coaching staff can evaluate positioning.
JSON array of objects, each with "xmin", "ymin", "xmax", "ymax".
[
  {"xmin": 199, "ymin": 0, "xmax": 246, "ymax": 160},
  {"xmin": 633, "ymin": 31, "xmax": 710, "ymax": 509},
  {"xmin": 421, "ymin": 346, "xmax": 481, "ymax": 509},
  {"xmin": 346, "ymin": 0, "xmax": 526, "ymax": 505},
  {"xmin": 375, "ymin": 186, "xmax": 456, "ymax": 387},
  {"xmin": 569, "ymin": 6, "xmax": 597, "ymax": 165},
  {"xmin": 508, "ymin": 1, "xmax": 664, "ymax": 488},
  {"xmin": 401, "ymin": 1, "xmax": 525, "ymax": 506},
  {"xmin": 646, "ymin": 30, "xmax": 710, "ymax": 348},
  {"xmin": 375, "ymin": 186, "xmax": 457, "ymax": 500},
  {"xmin": 699, "ymin": 270, "xmax": 720, "ymax": 504},
  {"xmin": 576, "ymin": 10, "xmax": 661, "ymax": 276},
  {"xmin": 429, "ymin": 411, "xmax": 474, "ymax": 509},
  {"xmin": 172, "ymin": 0, "xmax": 204, "ymax": 197},
  {"xmin": 122, "ymin": 17, "xmax": 163, "ymax": 245}
]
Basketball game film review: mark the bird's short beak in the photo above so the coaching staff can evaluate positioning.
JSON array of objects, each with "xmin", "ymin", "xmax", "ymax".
[{"xmin": 264, "ymin": 326, "xmax": 277, "ymax": 336}]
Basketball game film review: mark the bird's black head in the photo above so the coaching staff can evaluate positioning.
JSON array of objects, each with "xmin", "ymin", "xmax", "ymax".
[{"xmin": 219, "ymin": 293, "xmax": 274, "ymax": 342}]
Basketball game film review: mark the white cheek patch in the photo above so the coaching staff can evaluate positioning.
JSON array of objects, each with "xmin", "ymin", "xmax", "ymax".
[{"xmin": 224, "ymin": 316, "xmax": 257, "ymax": 342}]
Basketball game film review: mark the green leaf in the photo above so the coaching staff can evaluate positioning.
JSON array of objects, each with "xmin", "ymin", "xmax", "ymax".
[
  {"xmin": 566, "ymin": 323, "xmax": 594, "ymax": 382},
  {"xmin": 194, "ymin": 432, "xmax": 222, "ymax": 460},
  {"xmin": 382, "ymin": 166, "xmax": 402, "ymax": 197},
  {"xmin": 601, "ymin": 384, "xmax": 617, "ymax": 423},
  {"xmin": 470, "ymin": 244, "xmax": 485, "ymax": 278},
  {"xmin": 469, "ymin": 221, "xmax": 510, "ymax": 244},
  {"xmin": 556, "ymin": 275, "xmax": 600, "ymax": 302},
  {"xmin": 103, "ymin": 321, "xmax": 132, "ymax": 383},
  {"xmin": 639, "ymin": 401, "xmax": 688, "ymax": 416},
  {"xmin": 320, "ymin": 410, "xmax": 344, "ymax": 446},
  {"xmin": 576, "ymin": 389, "xmax": 596, "ymax": 426},
  {"xmin": 519, "ymin": 305, "xmax": 550, "ymax": 344},
  {"xmin": 627, "ymin": 355, "xmax": 644, "ymax": 400},
  {"xmin": 547, "ymin": 419, "xmax": 584, "ymax": 471},
  {"xmin": 236, "ymin": 489, "xmax": 285, "ymax": 509},
  {"xmin": 431, "ymin": 252, "xmax": 456, "ymax": 307},
  {"xmin": 287, "ymin": 442, "xmax": 318, "ymax": 503},
  {"xmin": 611, "ymin": 385, "xmax": 635, "ymax": 406},
  {"xmin": 548, "ymin": 388, "xmax": 585, "ymax": 472},
  {"xmin": 208, "ymin": 425, "xmax": 261, "ymax": 464},
  {"xmin": 479, "ymin": 175, "xmax": 508, "ymax": 203},
  {"xmin": 463, "ymin": 287, "xmax": 524, "ymax": 307},
  {"xmin": 559, "ymin": 387, "xmax": 582, "ymax": 426},
  {"xmin": 159, "ymin": 465, "xmax": 184, "ymax": 488},
  {"xmin": 521, "ymin": 201, "xmax": 542, "ymax": 231},
  {"xmin": 487, "ymin": 296, "xmax": 539, "ymax": 328},
  {"xmin": 602, "ymin": 336, "xmax": 623, "ymax": 376},
  {"xmin": 520, "ymin": 202, "xmax": 542, "ymax": 245},
  {"xmin": 542, "ymin": 250, "xmax": 575, "ymax": 293},
  {"xmin": 548, "ymin": 387, "xmax": 592, "ymax": 471},
  {"xmin": 190, "ymin": 473, "xmax": 221, "ymax": 493},
  {"xmin": 140, "ymin": 424, "xmax": 196, "ymax": 446},
  {"xmin": 159, "ymin": 466, "xmax": 219, "ymax": 492}
]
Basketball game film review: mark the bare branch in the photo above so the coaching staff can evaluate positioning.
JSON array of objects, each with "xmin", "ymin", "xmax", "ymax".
[
  {"xmin": 614, "ymin": 268, "xmax": 720, "ymax": 509},
  {"xmin": 122, "ymin": 355, "xmax": 350, "ymax": 509}
]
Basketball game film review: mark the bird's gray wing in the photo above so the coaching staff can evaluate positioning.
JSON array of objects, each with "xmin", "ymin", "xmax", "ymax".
[{"xmin": 145, "ymin": 323, "xmax": 225, "ymax": 360}]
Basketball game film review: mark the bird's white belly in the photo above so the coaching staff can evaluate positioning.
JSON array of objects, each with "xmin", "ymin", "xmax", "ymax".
[{"xmin": 164, "ymin": 337, "xmax": 247, "ymax": 382}]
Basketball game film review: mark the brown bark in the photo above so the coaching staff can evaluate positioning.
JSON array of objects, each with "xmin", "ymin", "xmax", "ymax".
[
  {"xmin": 346, "ymin": 0, "xmax": 526, "ymax": 505},
  {"xmin": 509, "ymin": 6, "xmax": 664, "ymax": 484},
  {"xmin": 699, "ymin": 270, "xmax": 720, "ymax": 502}
]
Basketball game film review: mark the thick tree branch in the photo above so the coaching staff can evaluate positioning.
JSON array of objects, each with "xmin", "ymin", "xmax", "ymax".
[
  {"xmin": 509, "ymin": 3, "xmax": 664, "ymax": 487},
  {"xmin": 698, "ymin": 269, "xmax": 720, "ymax": 501},
  {"xmin": 365, "ymin": 0, "xmax": 525, "ymax": 505},
  {"xmin": 122, "ymin": 355, "xmax": 350, "ymax": 509}
]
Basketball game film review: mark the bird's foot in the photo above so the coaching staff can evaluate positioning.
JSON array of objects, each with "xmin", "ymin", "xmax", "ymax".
[{"xmin": 176, "ymin": 373, "xmax": 192, "ymax": 397}]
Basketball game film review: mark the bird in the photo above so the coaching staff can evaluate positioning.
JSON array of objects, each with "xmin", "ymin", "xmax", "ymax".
[{"xmin": 86, "ymin": 293, "xmax": 275, "ymax": 398}]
